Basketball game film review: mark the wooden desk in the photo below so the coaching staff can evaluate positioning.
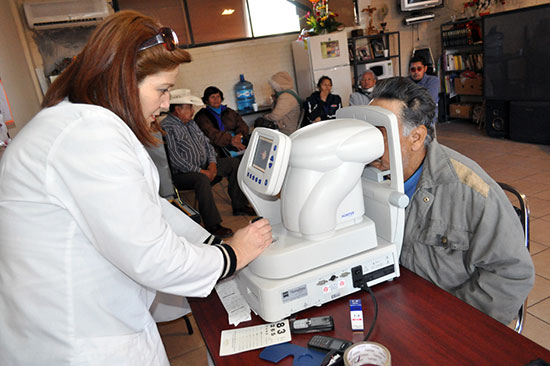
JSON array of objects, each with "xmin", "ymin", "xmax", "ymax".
[{"xmin": 189, "ymin": 267, "xmax": 550, "ymax": 365}]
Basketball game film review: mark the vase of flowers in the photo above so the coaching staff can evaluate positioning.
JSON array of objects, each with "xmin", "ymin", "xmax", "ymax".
[
  {"xmin": 304, "ymin": 0, "xmax": 343, "ymax": 36},
  {"xmin": 463, "ymin": 0, "xmax": 505, "ymax": 17}
]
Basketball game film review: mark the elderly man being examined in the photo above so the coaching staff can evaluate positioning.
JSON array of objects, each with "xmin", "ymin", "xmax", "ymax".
[{"xmin": 369, "ymin": 77, "xmax": 534, "ymax": 325}]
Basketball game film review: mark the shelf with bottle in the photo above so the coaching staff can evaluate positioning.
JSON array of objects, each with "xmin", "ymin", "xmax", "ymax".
[
  {"xmin": 349, "ymin": 35, "xmax": 390, "ymax": 63},
  {"xmin": 348, "ymin": 31, "xmax": 401, "ymax": 90}
]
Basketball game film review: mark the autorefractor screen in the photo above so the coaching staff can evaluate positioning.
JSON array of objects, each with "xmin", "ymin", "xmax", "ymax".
[{"xmin": 252, "ymin": 136, "xmax": 273, "ymax": 173}]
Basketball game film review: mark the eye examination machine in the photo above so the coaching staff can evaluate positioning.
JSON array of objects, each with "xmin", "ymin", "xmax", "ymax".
[{"xmin": 236, "ymin": 106, "xmax": 409, "ymax": 322}]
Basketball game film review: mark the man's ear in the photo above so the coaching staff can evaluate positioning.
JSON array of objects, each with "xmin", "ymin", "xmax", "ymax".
[{"xmin": 410, "ymin": 125, "xmax": 427, "ymax": 151}]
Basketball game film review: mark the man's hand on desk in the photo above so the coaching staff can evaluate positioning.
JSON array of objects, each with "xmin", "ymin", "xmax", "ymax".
[{"xmin": 226, "ymin": 217, "xmax": 272, "ymax": 271}]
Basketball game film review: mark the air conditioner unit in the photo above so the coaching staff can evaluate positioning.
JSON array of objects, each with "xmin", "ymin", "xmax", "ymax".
[{"xmin": 23, "ymin": 0, "xmax": 110, "ymax": 30}]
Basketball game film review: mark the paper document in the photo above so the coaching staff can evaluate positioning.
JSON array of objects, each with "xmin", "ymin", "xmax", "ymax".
[
  {"xmin": 215, "ymin": 277, "xmax": 251, "ymax": 326},
  {"xmin": 219, "ymin": 320, "xmax": 291, "ymax": 356}
]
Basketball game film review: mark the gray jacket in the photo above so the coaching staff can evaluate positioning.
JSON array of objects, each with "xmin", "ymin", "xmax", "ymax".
[
  {"xmin": 401, "ymin": 140, "xmax": 534, "ymax": 324},
  {"xmin": 349, "ymin": 91, "xmax": 372, "ymax": 106}
]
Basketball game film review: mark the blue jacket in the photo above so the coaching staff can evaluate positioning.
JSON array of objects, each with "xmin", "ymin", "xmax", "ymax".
[{"xmin": 304, "ymin": 91, "xmax": 342, "ymax": 125}]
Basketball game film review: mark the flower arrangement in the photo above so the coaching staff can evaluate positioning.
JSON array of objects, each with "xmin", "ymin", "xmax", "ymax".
[
  {"xmin": 304, "ymin": 0, "xmax": 343, "ymax": 35},
  {"xmin": 463, "ymin": 0, "xmax": 505, "ymax": 12}
]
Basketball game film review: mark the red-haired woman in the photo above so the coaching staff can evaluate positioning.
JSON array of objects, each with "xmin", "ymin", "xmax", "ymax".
[{"xmin": 0, "ymin": 10, "xmax": 271, "ymax": 365}]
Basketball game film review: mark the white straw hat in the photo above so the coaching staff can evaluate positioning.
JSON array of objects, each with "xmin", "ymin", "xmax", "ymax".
[{"xmin": 170, "ymin": 89, "xmax": 204, "ymax": 106}]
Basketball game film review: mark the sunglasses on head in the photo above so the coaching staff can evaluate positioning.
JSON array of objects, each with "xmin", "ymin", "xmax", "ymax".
[
  {"xmin": 410, "ymin": 66, "xmax": 424, "ymax": 72},
  {"xmin": 138, "ymin": 27, "xmax": 179, "ymax": 52}
]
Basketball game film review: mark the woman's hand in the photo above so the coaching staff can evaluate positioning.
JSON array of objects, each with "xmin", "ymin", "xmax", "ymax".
[
  {"xmin": 226, "ymin": 218, "xmax": 272, "ymax": 271},
  {"xmin": 231, "ymin": 133, "xmax": 246, "ymax": 151}
]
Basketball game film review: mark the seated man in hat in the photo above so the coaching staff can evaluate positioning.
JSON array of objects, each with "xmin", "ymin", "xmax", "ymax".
[{"xmin": 162, "ymin": 89, "xmax": 255, "ymax": 238}]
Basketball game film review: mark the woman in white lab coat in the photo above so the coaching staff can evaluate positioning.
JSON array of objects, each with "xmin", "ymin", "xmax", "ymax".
[{"xmin": 0, "ymin": 11, "xmax": 272, "ymax": 366}]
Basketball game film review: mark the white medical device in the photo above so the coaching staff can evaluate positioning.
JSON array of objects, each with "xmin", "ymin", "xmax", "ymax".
[{"xmin": 236, "ymin": 106, "xmax": 409, "ymax": 322}]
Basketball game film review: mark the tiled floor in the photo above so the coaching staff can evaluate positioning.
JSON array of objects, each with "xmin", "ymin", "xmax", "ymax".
[{"xmin": 158, "ymin": 120, "xmax": 550, "ymax": 364}]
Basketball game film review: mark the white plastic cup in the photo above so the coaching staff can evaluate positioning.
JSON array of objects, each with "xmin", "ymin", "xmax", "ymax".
[
  {"xmin": 252, "ymin": 103, "xmax": 258, "ymax": 112},
  {"xmin": 383, "ymin": 49, "xmax": 389, "ymax": 58}
]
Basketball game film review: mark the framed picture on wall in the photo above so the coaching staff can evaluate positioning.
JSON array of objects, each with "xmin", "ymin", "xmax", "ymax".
[
  {"xmin": 355, "ymin": 38, "xmax": 373, "ymax": 61},
  {"xmin": 369, "ymin": 36, "xmax": 385, "ymax": 58}
]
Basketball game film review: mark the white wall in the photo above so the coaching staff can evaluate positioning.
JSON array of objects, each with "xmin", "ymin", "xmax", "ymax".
[
  {"xmin": 0, "ymin": 0, "xmax": 41, "ymax": 137},
  {"xmin": 176, "ymin": 34, "xmax": 298, "ymax": 109}
]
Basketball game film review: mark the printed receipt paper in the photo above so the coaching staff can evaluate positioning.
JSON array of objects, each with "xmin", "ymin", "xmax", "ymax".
[
  {"xmin": 215, "ymin": 277, "xmax": 251, "ymax": 326},
  {"xmin": 219, "ymin": 320, "xmax": 291, "ymax": 356}
]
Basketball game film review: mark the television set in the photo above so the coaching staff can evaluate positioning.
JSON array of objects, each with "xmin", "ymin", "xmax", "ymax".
[
  {"xmin": 399, "ymin": 0, "xmax": 443, "ymax": 12},
  {"xmin": 483, "ymin": 4, "xmax": 550, "ymax": 101}
]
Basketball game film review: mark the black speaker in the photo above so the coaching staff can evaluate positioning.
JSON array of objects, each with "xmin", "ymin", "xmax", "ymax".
[
  {"xmin": 509, "ymin": 101, "xmax": 550, "ymax": 145},
  {"xmin": 485, "ymin": 101, "xmax": 509, "ymax": 138}
]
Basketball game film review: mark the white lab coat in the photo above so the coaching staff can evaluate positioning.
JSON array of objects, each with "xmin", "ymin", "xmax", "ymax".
[{"xmin": 0, "ymin": 101, "xmax": 224, "ymax": 365}]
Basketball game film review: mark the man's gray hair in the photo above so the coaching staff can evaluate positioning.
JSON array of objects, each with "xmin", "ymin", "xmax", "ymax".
[
  {"xmin": 362, "ymin": 69, "xmax": 378, "ymax": 81},
  {"xmin": 371, "ymin": 77, "xmax": 435, "ymax": 146}
]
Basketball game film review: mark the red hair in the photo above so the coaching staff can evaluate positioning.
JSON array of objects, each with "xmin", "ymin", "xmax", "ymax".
[{"xmin": 42, "ymin": 10, "xmax": 191, "ymax": 146}]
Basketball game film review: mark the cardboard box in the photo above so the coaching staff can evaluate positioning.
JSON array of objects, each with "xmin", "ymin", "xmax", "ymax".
[
  {"xmin": 454, "ymin": 77, "xmax": 482, "ymax": 95},
  {"xmin": 449, "ymin": 103, "xmax": 473, "ymax": 119}
]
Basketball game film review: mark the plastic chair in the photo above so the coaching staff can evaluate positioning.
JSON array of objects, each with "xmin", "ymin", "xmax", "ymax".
[
  {"xmin": 296, "ymin": 105, "xmax": 307, "ymax": 130},
  {"xmin": 298, "ymin": 100, "xmax": 314, "ymax": 129},
  {"xmin": 412, "ymin": 47, "xmax": 436, "ymax": 75},
  {"xmin": 498, "ymin": 182, "xmax": 530, "ymax": 334}
]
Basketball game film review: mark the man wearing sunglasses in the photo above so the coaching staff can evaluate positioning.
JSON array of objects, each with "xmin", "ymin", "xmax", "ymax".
[{"xmin": 409, "ymin": 55, "xmax": 439, "ymax": 123}]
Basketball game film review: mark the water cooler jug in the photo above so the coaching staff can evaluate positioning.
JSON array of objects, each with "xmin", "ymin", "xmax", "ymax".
[{"xmin": 234, "ymin": 74, "xmax": 255, "ymax": 113}]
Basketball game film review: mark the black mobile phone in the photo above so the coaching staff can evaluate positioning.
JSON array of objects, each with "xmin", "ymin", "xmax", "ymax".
[
  {"xmin": 307, "ymin": 335, "xmax": 353, "ymax": 353},
  {"xmin": 289, "ymin": 316, "xmax": 334, "ymax": 334}
]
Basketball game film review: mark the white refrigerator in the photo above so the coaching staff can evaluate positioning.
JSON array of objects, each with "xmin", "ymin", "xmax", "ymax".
[{"xmin": 292, "ymin": 31, "xmax": 353, "ymax": 107}]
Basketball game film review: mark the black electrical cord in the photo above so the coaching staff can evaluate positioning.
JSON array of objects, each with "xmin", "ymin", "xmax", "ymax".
[
  {"xmin": 319, "ymin": 283, "xmax": 379, "ymax": 366},
  {"xmin": 361, "ymin": 284, "xmax": 378, "ymax": 341}
]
